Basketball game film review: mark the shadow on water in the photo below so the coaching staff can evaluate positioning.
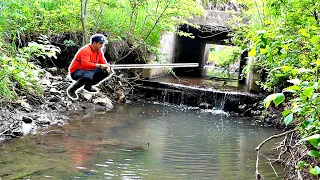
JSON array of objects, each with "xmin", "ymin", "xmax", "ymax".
[{"xmin": 0, "ymin": 103, "xmax": 282, "ymax": 179}]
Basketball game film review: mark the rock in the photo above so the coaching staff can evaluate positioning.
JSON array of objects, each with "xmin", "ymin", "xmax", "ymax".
[
  {"xmin": 125, "ymin": 100, "xmax": 132, "ymax": 104},
  {"xmin": 35, "ymin": 115, "xmax": 51, "ymax": 125},
  {"xmin": 117, "ymin": 91, "xmax": 126, "ymax": 103},
  {"xmin": 93, "ymin": 96, "xmax": 114, "ymax": 109},
  {"xmin": 57, "ymin": 81, "xmax": 71, "ymax": 91},
  {"xmin": 44, "ymin": 71, "xmax": 53, "ymax": 79},
  {"xmin": 49, "ymin": 96, "xmax": 61, "ymax": 102},
  {"xmin": 48, "ymin": 103, "xmax": 58, "ymax": 110},
  {"xmin": 46, "ymin": 67, "xmax": 58, "ymax": 75},
  {"xmin": 199, "ymin": 102, "xmax": 210, "ymax": 109},
  {"xmin": 49, "ymin": 88, "xmax": 61, "ymax": 95},
  {"xmin": 49, "ymin": 76, "xmax": 63, "ymax": 81},
  {"xmin": 20, "ymin": 100, "xmax": 32, "ymax": 112},
  {"xmin": 39, "ymin": 79, "xmax": 51, "ymax": 86},
  {"xmin": 51, "ymin": 81, "xmax": 61, "ymax": 87},
  {"xmin": 22, "ymin": 116, "xmax": 33, "ymax": 124},
  {"xmin": 81, "ymin": 92, "xmax": 93, "ymax": 101}
]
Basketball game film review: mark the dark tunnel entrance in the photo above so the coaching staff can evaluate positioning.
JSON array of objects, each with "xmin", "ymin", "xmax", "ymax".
[{"xmin": 173, "ymin": 24, "xmax": 247, "ymax": 84}]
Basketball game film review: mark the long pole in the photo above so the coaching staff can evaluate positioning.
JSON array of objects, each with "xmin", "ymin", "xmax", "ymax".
[{"xmin": 110, "ymin": 63, "xmax": 199, "ymax": 69}]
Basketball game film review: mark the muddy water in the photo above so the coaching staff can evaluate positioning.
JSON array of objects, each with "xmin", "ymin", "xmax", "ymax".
[{"xmin": 0, "ymin": 103, "xmax": 282, "ymax": 179}]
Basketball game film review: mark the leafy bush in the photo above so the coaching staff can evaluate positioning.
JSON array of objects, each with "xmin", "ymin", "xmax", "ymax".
[
  {"xmin": 235, "ymin": 0, "xmax": 320, "ymax": 176},
  {"xmin": 208, "ymin": 45, "xmax": 241, "ymax": 68},
  {"xmin": 0, "ymin": 40, "xmax": 60, "ymax": 101}
]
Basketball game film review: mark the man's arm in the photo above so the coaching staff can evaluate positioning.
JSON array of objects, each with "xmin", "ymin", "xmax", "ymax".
[{"xmin": 96, "ymin": 51, "xmax": 111, "ymax": 71}]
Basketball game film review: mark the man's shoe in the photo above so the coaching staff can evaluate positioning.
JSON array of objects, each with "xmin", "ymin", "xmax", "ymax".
[
  {"xmin": 67, "ymin": 88, "xmax": 78, "ymax": 99},
  {"xmin": 84, "ymin": 86, "xmax": 98, "ymax": 93},
  {"xmin": 67, "ymin": 78, "xmax": 86, "ymax": 100}
]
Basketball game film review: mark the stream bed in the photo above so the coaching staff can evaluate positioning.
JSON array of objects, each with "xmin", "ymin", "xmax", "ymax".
[{"xmin": 0, "ymin": 102, "xmax": 282, "ymax": 179}]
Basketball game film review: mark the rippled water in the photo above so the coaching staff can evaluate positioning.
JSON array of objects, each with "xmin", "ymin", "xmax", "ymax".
[{"xmin": 0, "ymin": 103, "xmax": 282, "ymax": 179}]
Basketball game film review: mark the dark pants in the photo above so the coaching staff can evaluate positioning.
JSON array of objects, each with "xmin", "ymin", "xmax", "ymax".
[{"xmin": 71, "ymin": 68, "xmax": 109, "ymax": 86}]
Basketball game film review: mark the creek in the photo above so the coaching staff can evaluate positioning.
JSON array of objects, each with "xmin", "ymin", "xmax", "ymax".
[{"xmin": 0, "ymin": 102, "xmax": 282, "ymax": 179}]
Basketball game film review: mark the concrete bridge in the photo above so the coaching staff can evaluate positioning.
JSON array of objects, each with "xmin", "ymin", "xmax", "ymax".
[
  {"xmin": 144, "ymin": 9, "xmax": 255, "ymax": 90},
  {"xmin": 173, "ymin": 10, "xmax": 243, "ymax": 78}
]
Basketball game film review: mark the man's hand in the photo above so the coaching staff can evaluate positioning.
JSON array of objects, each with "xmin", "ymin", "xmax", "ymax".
[{"xmin": 100, "ymin": 64, "xmax": 111, "ymax": 73}]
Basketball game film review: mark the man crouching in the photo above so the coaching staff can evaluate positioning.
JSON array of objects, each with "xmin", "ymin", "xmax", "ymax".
[{"xmin": 67, "ymin": 34, "xmax": 111, "ymax": 100}]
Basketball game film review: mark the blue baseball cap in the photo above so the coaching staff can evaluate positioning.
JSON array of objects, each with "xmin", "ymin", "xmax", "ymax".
[{"xmin": 91, "ymin": 35, "xmax": 105, "ymax": 43}]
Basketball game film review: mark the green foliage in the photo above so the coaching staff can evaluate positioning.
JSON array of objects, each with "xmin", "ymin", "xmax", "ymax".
[
  {"xmin": 263, "ymin": 93, "xmax": 285, "ymax": 108},
  {"xmin": 233, "ymin": 0, "xmax": 320, "ymax": 176},
  {"xmin": 208, "ymin": 45, "xmax": 241, "ymax": 68},
  {"xmin": 0, "ymin": 0, "xmax": 81, "ymax": 38},
  {"xmin": 0, "ymin": 40, "xmax": 60, "ymax": 101},
  {"xmin": 88, "ymin": 0, "xmax": 204, "ymax": 47},
  {"xmin": 310, "ymin": 166, "xmax": 320, "ymax": 177},
  {"xmin": 1, "ymin": 0, "xmax": 204, "ymax": 59}
]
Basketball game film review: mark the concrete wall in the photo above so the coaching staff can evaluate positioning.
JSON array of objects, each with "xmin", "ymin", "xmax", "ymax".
[
  {"xmin": 246, "ymin": 57, "xmax": 262, "ymax": 92},
  {"xmin": 142, "ymin": 32, "xmax": 176, "ymax": 79}
]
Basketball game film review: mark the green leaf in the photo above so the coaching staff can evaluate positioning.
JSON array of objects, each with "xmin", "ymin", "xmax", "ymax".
[
  {"xmin": 297, "ymin": 161, "xmax": 309, "ymax": 170},
  {"xmin": 284, "ymin": 113, "xmax": 293, "ymax": 126},
  {"xmin": 303, "ymin": 87, "xmax": 314, "ymax": 98},
  {"xmin": 308, "ymin": 150, "xmax": 320, "ymax": 157},
  {"xmin": 310, "ymin": 166, "xmax": 320, "ymax": 176},
  {"xmin": 282, "ymin": 110, "xmax": 291, "ymax": 117},
  {"xmin": 312, "ymin": 36, "xmax": 319, "ymax": 44},
  {"xmin": 275, "ymin": 73, "xmax": 288, "ymax": 78},
  {"xmin": 299, "ymin": 29, "xmax": 310, "ymax": 38},
  {"xmin": 263, "ymin": 94, "xmax": 273, "ymax": 108},
  {"xmin": 273, "ymin": 93, "xmax": 285, "ymax": 107},
  {"xmin": 302, "ymin": 118, "xmax": 314, "ymax": 128},
  {"xmin": 301, "ymin": 134, "xmax": 320, "ymax": 149},
  {"xmin": 312, "ymin": 93, "xmax": 318, "ymax": 100},
  {"xmin": 284, "ymin": 85, "xmax": 300, "ymax": 93},
  {"xmin": 316, "ymin": 60, "xmax": 320, "ymax": 66}
]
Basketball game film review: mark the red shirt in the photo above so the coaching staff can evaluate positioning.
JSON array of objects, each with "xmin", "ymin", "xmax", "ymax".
[{"xmin": 69, "ymin": 44, "xmax": 107, "ymax": 73}]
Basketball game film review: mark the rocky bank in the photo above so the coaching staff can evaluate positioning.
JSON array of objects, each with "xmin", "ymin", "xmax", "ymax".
[{"xmin": 0, "ymin": 67, "xmax": 126, "ymax": 140}]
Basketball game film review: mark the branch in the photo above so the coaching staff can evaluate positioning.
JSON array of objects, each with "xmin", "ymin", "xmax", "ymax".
[
  {"xmin": 255, "ymin": 129, "xmax": 296, "ymax": 179},
  {"xmin": 117, "ymin": 1, "xmax": 171, "ymax": 62},
  {"xmin": 306, "ymin": 6, "xmax": 319, "ymax": 25},
  {"xmin": 255, "ymin": 129, "xmax": 296, "ymax": 151}
]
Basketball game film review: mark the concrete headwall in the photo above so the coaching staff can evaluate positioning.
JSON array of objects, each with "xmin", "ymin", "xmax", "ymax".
[{"xmin": 142, "ymin": 32, "xmax": 175, "ymax": 79}]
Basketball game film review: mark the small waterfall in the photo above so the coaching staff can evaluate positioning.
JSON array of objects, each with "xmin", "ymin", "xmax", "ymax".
[
  {"xmin": 180, "ymin": 91, "xmax": 185, "ymax": 105},
  {"xmin": 212, "ymin": 92, "xmax": 227, "ymax": 110},
  {"xmin": 162, "ymin": 89, "xmax": 168, "ymax": 102},
  {"xmin": 132, "ymin": 80, "xmax": 263, "ymax": 114}
]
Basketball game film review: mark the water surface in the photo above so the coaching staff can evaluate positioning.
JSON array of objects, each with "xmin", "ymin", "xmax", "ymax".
[{"xmin": 0, "ymin": 103, "xmax": 282, "ymax": 179}]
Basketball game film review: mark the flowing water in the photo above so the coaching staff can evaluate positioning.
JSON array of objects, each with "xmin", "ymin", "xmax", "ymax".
[{"xmin": 0, "ymin": 103, "xmax": 282, "ymax": 179}]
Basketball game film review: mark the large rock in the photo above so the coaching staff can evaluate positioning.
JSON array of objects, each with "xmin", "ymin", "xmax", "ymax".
[
  {"xmin": 49, "ymin": 88, "xmax": 61, "ymax": 95},
  {"xmin": 92, "ymin": 96, "xmax": 114, "ymax": 110},
  {"xmin": 39, "ymin": 79, "xmax": 51, "ymax": 86},
  {"xmin": 81, "ymin": 92, "xmax": 93, "ymax": 101},
  {"xmin": 19, "ymin": 100, "xmax": 32, "ymax": 112},
  {"xmin": 35, "ymin": 115, "xmax": 51, "ymax": 126},
  {"xmin": 46, "ymin": 67, "xmax": 58, "ymax": 75}
]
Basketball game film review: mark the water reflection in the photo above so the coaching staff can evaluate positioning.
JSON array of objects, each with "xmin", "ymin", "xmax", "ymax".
[{"xmin": 0, "ymin": 103, "xmax": 282, "ymax": 179}]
